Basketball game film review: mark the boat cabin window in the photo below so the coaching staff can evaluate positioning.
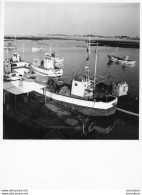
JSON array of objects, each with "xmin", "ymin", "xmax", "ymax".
[{"xmin": 75, "ymin": 83, "xmax": 77, "ymax": 86}]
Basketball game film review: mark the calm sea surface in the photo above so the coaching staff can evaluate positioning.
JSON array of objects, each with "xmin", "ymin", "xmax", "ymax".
[{"xmin": 3, "ymin": 39, "xmax": 139, "ymax": 139}]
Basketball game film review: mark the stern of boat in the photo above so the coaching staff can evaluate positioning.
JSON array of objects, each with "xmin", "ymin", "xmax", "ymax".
[{"xmin": 105, "ymin": 96, "xmax": 118, "ymax": 116}]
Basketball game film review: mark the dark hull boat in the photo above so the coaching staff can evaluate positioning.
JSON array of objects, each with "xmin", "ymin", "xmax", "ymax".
[{"xmin": 108, "ymin": 54, "xmax": 136, "ymax": 66}]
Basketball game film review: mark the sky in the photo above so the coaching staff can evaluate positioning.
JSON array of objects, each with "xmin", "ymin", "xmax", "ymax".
[{"xmin": 4, "ymin": 2, "xmax": 140, "ymax": 37}]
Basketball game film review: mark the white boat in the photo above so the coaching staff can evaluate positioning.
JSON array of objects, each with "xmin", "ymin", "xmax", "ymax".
[
  {"xmin": 107, "ymin": 47, "xmax": 136, "ymax": 66},
  {"xmin": 3, "ymin": 72, "xmax": 21, "ymax": 81},
  {"xmin": 4, "ymin": 46, "xmax": 16, "ymax": 49},
  {"xmin": 3, "ymin": 58, "xmax": 30, "ymax": 80},
  {"xmin": 43, "ymin": 87, "xmax": 118, "ymax": 116},
  {"xmin": 7, "ymin": 53, "xmax": 30, "ymax": 68},
  {"xmin": 32, "ymin": 46, "xmax": 44, "ymax": 52},
  {"xmin": 35, "ymin": 42, "xmax": 118, "ymax": 117},
  {"xmin": 31, "ymin": 51, "xmax": 64, "ymax": 77}
]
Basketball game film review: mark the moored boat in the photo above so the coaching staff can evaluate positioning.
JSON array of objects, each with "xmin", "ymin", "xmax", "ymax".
[
  {"xmin": 107, "ymin": 47, "xmax": 136, "ymax": 66},
  {"xmin": 44, "ymin": 88, "xmax": 118, "ymax": 116},
  {"xmin": 32, "ymin": 45, "xmax": 44, "ymax": 52},
  {"xmin": 5, "ymin": 53, "xmax": 30, "ymax": 68},
  {"xmin": 31, "ymin": 51, "xmax": 64, "ymax": 77},
  {"xmin": 108, "ymin": 54, "xmax": 136, "ymax": 66},
  {"xmin": 35, "ymin": 42, "xmax": 118, "ymax": 117}
]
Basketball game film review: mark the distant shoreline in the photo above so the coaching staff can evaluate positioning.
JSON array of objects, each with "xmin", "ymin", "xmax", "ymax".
[
  {"xmin": 4, "ymin": 35, "xmax": 140, "ymax": 48},
  {"xmin": 90, "ymin": 39, "xmax": 139, "ymax": 48}
]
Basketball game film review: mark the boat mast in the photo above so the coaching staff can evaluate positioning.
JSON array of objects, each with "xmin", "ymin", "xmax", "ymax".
[
  {"xmin": 87, "ymin": 23, "xmax": 91, "ymax": 82},
  {"xmin": 13, "ymin": 34, "xmax": 16, "ymax": 53},
  {"xmin": 6, "ymin": 48, "xmax": 8, "ymax": 58},
  {"xmin": 50, "ymin": 43, "xmax": 52, "ymax": 53},
  {"xmin": 23, "ymin": 43, "xmax": 24, "ymax": 60},
  {"xmin": 94, "ymin": 43, "xmax": 98, "ymax": 87},
  {"xmin": 116, "ymin": 46, "xmax": 118, "ymax": 57}
]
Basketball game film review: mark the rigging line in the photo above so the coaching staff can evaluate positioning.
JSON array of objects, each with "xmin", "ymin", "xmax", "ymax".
[
  {"xmin": 91, "ymin": 47, "xmax": 115, "ymax": 83},
  {"xmin": 73, "ymin": 57, "xmax": 88, "ymax": 78},
  {"xmin": 79, "ymin": 56, "xmax": 91, "ymax": 76}
]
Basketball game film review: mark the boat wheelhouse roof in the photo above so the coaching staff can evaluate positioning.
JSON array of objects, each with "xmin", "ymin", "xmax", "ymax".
[
  {"xmin": 74, "ymin": 75, "xmax": 86, "ymax": 82},
  {"xmin": 45, "ymin": 52, "xmax": 59, "ymax": 57},
  {"xmin": 12, "ymin": 53, "xmax": 20, "ymax": 56}
]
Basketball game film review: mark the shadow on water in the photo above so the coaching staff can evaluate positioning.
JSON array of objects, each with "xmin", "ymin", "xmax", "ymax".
[
  {"xmin": 3, "ymin": 99, "xmax": 139, "ymax": 140},
  {"xmin": 107, "ymin": 60, "xmax": 113, "ymax": 66}
]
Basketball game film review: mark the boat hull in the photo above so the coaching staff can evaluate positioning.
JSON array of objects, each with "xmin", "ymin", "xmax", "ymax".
[
  {"xmin": 47, "ymin": 98, "xmax": 117, "ymax": 117},
  {"xmin": 11, "ymin": 61, "xmax": 30, "ymax": 68},
  {"xmin": 42, "ymin": 90, "xmax": 118, "ymax": 117},
  {"xmin": 31, "ymin": 64, "xmax": 63, "ymax": 77},
  {"xmin": 32, "ymin": 47, "xmax": 43, "ymax": 52},
  {"xmin": 69, "ymin": 103, "xmax": 117, "ymax": 116}
]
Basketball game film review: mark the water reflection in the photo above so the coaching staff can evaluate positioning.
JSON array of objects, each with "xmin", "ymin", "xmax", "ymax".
[{"xmin": 78, "ymin": 115, "xmax": 119, "ymax": 137}]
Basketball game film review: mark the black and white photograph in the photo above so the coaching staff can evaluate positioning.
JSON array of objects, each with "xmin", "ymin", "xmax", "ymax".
[
  {"xmin": 3, "ymin": 2, "xmax": 140, "ymax": 140},
  {"xmin": 0, "ymin": 1, "xmax": 142, "ymax": 194}
]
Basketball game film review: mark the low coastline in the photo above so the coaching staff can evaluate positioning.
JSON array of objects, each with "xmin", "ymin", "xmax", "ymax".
[{"xmin": 4, "ymin": 35, "xmax": 140, "ymax": 48}]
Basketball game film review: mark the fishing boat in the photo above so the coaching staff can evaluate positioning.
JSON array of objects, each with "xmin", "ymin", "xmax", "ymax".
[
  {"xmin": 108, "ymin": 54, "xmax": 136, "ymax": 66},
  {"xmin": 9, "ymin": 53, "xmax": 30, "ymax": 68},
  {"xmin": 4, "ymin": 46, "xmax": 30, "ymax": 69},
  {"xmin": 107, "ymin": 47, "xmax": 136, "ymax": 66},
  {"xmin": 35, "ymin": 41, "xmax": 118, "ymax": 117},
  {"xmin": 3, "ymin": 59, "xmax": 31, "ymax": 81},
  {"xmin": 31, "ymin": 51, "xmax": 64, "ymax": 77}
]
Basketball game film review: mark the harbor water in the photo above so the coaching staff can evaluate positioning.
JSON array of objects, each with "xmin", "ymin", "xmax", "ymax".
[{"xmin": 3, "ymin": 39, "xmax": 139, "ymax": 139}]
